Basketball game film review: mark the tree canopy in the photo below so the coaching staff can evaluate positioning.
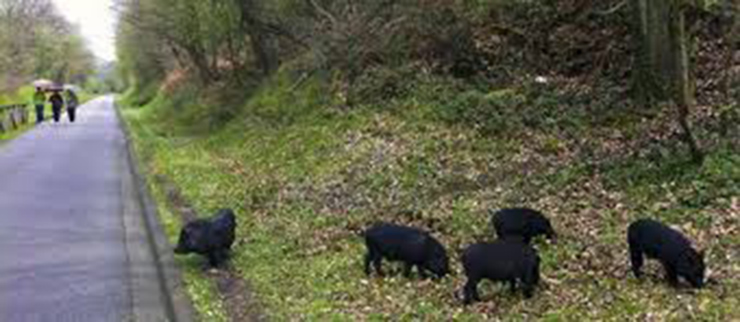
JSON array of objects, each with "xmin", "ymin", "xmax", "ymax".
[{"xmin": 0, "ymin": 0, "xmax": 95, "ymax": 92}]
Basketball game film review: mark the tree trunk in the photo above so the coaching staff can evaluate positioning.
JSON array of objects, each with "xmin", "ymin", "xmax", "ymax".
[
  {"xmin": 668, "ymin": 1, "xmax": 692, "ymax": 108},
  {"xmin": 668, "ymin": 0, "xmax": 704, "ymax": 164},
  {"xmin": 722, "ymin": 0, "xmax": 740, "ymax": 98},
  {"xmin": 632, "ymin": 0, "xmax": 704, "ymax": 164},
  {"xmin": 632, "ymin": 0, "xmax": 675, "ymax": 105},
  {"xmin": 248, "ymin": 30, "xmax": 279, "ymax": 76},
  {"xmin": 237, "ymin": 0, "xmax": 279, "ymax": 76}
]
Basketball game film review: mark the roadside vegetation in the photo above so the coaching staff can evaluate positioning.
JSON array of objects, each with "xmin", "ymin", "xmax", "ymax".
[
  {"xmin": 0, "ymin": 0, "xmax": 102, "ymax": 141},
  {"xmin": 117, "ymin": 0, "xmax": 740, "ymax": 320},
  {"xmin": 0, "ymin": 86, "xmax": 35, "ymax": 141}
]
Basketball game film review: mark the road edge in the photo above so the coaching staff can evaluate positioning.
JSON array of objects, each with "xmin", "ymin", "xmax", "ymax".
[{"xmin": 115, "ymin": 98, "xmax": 196, "ymax": 322}]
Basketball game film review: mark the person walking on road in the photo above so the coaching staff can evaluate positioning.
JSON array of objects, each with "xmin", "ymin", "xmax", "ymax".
[
  {"xmin": 49, "ymin": 90, "xmax": 64, "ymax": 123},
  {"xmin": 33, "ymin": 87, "xmax": 46, "ymax": 123},
  {"xmin": 65, "ymin": 89, "xmax": 79, "ymax": 123}
]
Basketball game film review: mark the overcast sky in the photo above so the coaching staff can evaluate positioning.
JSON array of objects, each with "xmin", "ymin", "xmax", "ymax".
[{"xmin": 52, "ymin": 0, "xmax": 116, "ymax": 62}]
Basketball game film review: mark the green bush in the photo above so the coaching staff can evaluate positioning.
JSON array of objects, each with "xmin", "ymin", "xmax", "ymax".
[
  {"xmin": 433, "ymin": 88, "xmax": 530, "ymax": 135},
  {"xmin": 350, "ymin": 66, "xmax": 421, "ymax": 105}
]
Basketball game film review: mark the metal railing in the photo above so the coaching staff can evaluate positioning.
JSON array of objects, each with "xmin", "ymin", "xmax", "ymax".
[{"xmin": 0, "ymin": 104, "xmax": 30, "ymax": 133}]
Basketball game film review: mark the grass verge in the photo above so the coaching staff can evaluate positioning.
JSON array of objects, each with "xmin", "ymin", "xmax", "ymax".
[{"xmin": 120, "ymin": 106, "xmax": 230, "ymax": 322}]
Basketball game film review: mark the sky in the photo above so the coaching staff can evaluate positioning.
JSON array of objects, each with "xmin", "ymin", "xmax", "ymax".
[{"xmin": 52, "ymin": 0, "xmax": 116, "ymax": 62}]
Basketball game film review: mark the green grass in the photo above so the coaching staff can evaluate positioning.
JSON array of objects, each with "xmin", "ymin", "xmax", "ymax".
[
  {"xmin": 0, "ymin": 86, "xmax": 35, "ymax": 142},
  {"xmin": 121, "ymin": 106, "xmax": 229, "ymax": 322},
  {"xmin": 120, "ymin": 74, "xmax": 740, "ymax": 320}
]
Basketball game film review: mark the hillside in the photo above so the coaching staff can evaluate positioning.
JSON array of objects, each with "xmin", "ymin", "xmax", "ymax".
[
  {"xmin": 117, "ymin": 0, "xmax": 740, "ymax": 320},
  {"xmin": 120, "ymin": 68, "xmax": 739, "ymax": 319}
]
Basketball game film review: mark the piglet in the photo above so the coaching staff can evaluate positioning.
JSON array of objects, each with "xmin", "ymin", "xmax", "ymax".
[
  {"xmin": 363, "ymin": 222, "xmax": 450, "ymax": 279},
  {"xmin": 174, "ymin": 208, "xmax": 236, "ymax": 267},
  {"xmin": 461, "ymin": 241, "xmax": 540, "ymax": 304},
  {"xmin": 491, "ymin": 208, "xmax": 556, "ymax": 244},
  {"xmin": 628, "ymin": 218, "xmax": 705, "ymax": 288}
]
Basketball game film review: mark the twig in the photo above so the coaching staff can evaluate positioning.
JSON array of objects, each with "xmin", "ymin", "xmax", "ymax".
[
  {"xmin": 306, "ymin": 0, "xmax": 337, "ymax": 25},
  {"xmin": 289, "ymin": 70, "xmax": 315, "ymax": 92},
  {"xmin": 597, "ymin": 0, "xmax": 629, "ymax": 16}
]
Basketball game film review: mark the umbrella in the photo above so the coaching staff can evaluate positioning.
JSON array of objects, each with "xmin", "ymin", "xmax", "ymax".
[
  {"xmin": 63, "ymin": 84, "xmax": 80, "ymax": 92},
  {"xmin": 32, "ymin": 79, "xmax": 54, "ymax": 89}
]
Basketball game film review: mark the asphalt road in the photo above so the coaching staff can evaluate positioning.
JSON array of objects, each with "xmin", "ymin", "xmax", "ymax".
[{"xmin": 0, "ymin": 97, "xmax": 157, "ymax": 321}]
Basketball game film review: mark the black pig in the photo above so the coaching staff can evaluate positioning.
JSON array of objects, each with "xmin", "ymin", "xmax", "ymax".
[
  {"xmin": 363, "ymin": 223, "xmax": 450, "ymax": 279},
  {"xmin": 491, "ymin": 208, "xmax": 556, "ymax": 244},
  {"xmin": 461, "ymin": 241, "xmax": 540, "ymax": 304},
  {"xmin": 174, "ymin": 208, "xmax": 236, "ymax": 267},
  {"xmin": 628, "ymin": 219, "xmax": 705, "ymax": 288}
]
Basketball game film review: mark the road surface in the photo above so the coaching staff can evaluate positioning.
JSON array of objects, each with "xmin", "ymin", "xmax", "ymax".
[{"xmin": 0, "ymin": 97, "xmax": 173, "ymax": 321}]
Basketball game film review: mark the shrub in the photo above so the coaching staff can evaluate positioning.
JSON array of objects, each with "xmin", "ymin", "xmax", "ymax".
[{"xmin": 434, "ymin": 88, "xmax": 527, "ymax": 135}]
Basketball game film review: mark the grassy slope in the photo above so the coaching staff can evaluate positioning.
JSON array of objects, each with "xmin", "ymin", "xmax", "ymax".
[
  {"xmin": 120, "ymin": 90, "xmax": 229, "ymax": 322},
  {"xmin": 121, "ymin": 74, "xmax": 739, "ymax": 320}
]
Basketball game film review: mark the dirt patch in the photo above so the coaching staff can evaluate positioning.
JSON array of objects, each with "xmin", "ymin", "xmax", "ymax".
[
  {"xmin": 156, "ymin": 174, "xmax": 198, "ymax": 222},
  {"xmin": 211, "ymin": 269, "xmax": 267, "ymax": 322},
  {"xmin": 154, "ymin": 174, "xmax": 266, "ymax": 322}
]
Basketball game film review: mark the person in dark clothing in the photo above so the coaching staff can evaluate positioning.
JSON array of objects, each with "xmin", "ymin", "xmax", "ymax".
[
  {"xmin": 49, "ymin": 91, "xmax": 64, "ymax": 123},
  {"xmin": 65, "ymin": 90, "xmax": 79, "ymax": 123},
  {"xmin": 33, "ymin": 87, "xmax": 46, "ymax": 123}
]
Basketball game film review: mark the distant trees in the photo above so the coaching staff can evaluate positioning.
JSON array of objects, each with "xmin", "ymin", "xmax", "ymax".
[
  {"xmin": 114, "ymin": 0, "xmax": 167, "ymax": 96},
  {"xmin": 116, "ymin": 0, "xmax": 255, "ymax": 85},
  {"xmin": 115, "ymin": 0, "xmax": 457, "ymax": 106},
  {"xmin": 0, "ymin": 0, "xmax": 95, "ymax": 92}
]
